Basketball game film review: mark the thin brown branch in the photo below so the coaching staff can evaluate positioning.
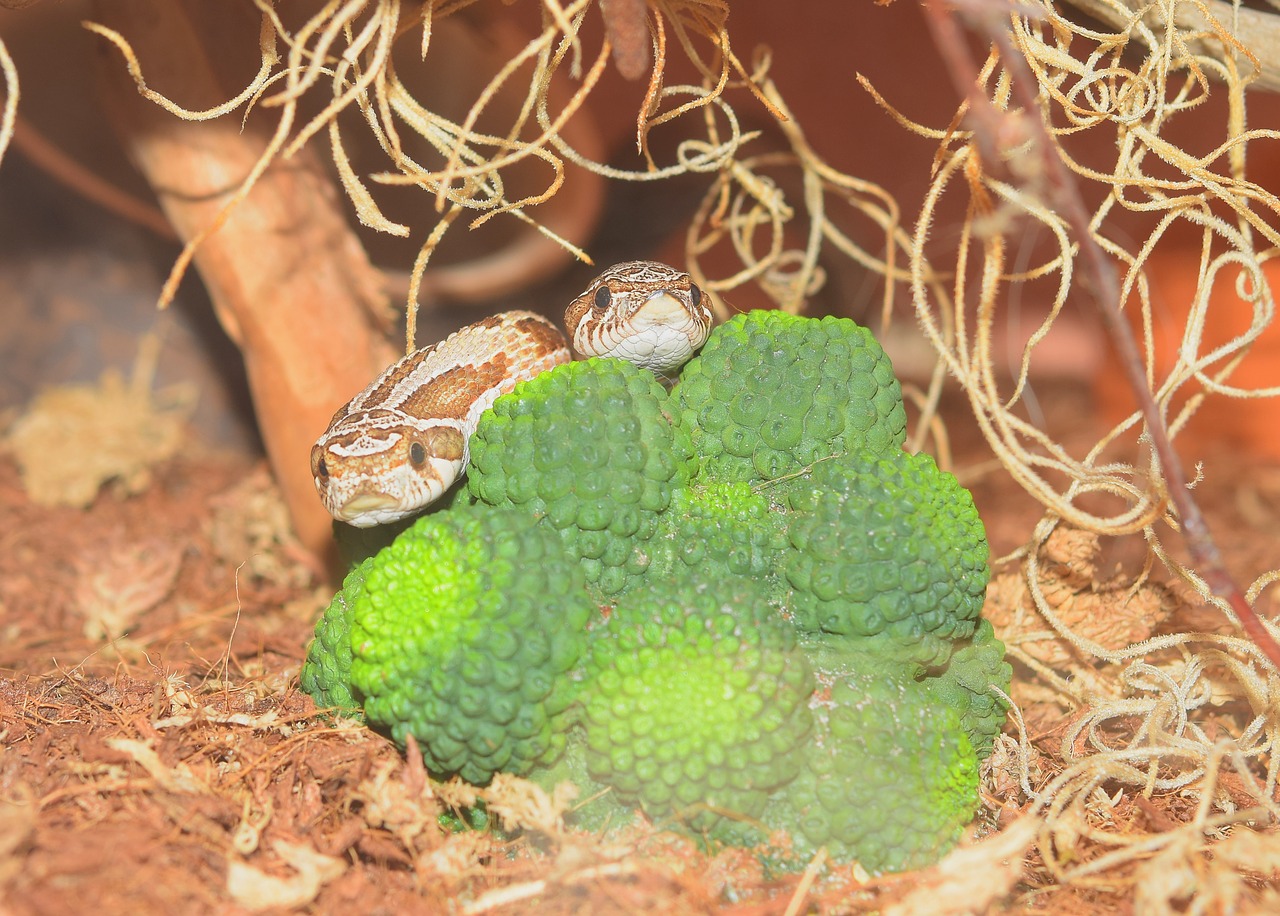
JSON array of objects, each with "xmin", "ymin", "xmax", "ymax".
[{"xmin": 10, "ymin": 114, "xmax": 177, "ymax": 240}]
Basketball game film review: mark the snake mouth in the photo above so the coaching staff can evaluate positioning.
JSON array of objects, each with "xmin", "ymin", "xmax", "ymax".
[
  {"xmin": 630, "ymin": 291, "xmax": 691, "ymax": 329},
  {"xmin": 336, "ymin": 492, "xmax": 403, "ymax": 526}
]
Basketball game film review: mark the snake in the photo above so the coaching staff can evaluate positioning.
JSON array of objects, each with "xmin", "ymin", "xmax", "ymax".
[{"xmin": 311, "ymin": 260, "xmax": 712, "ymax": 528}]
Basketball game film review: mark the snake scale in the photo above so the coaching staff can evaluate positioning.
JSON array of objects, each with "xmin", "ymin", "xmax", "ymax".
[{"xmin": 312, "ymin": 260, "xmax": 712, "ymax": 527}]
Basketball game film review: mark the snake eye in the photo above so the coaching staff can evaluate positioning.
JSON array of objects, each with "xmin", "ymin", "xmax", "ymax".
[
  {"xmin": 689, "ymin": 283, "xmax": 702, "ymax": 307},
  {"xmin": 409, "ymin": 441, "xmax": 428, "ymax": 467},
  {"xmin": 316, "ymin": 457, "xmax": 329, "ymax": 480},
  {"xmin": 593, "ymin": 285, "xmax": 612, "ymax": 310}
]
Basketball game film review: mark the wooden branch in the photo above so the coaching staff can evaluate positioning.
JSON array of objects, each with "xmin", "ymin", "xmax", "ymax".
[
  {"xmin": 90, "ymin": 0, "xmax": 394, "ymax": 565},
  {"xmin": 1061, "ymin": 0, "xmax": 1280, "ymax": 93}
]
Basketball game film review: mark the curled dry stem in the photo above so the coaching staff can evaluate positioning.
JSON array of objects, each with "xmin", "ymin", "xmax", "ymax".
[
  {"xmin": 0, "ymin": 33, "xmax": 16, "ymax": 168},
  {"xmin": 920, "ymin": 0, "xmax": 1280, "ymax": 669},
  {"xmin": 898, "ymin": 0, "xmax": 1280, "ymax": 900}
]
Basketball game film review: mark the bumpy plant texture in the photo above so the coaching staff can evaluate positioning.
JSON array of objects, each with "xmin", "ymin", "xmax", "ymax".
[
  {"xmin": 300, "ymin": 558, "xmax": 372, "ymax": 717},
  {"xmin": 923, "ymin": 619, "xmax": 1012, "ymax": 758},
  {"xmin": 785, "ymin": 450, "xmax": 990, "ymax": 668},
  {"xmin": 303, "ymin": 311, "xmax": 1010, "ymax": 875},
  {"xmin": 674, "ymin": 311, "xmax": 907, "ymax": 483},
  {"xmin": 581, "ymin": 573, "xmax": 814, "ymax": 835},
  {"xmin": 347, "ymin": 508, "xmax": 594, "ymax": 784},
  {"xmin": 643, "ymin": 480, "xmax": 789, "ymax": 600},
  {"xmin": 468, "ymin": 358, "xmax": 694, "ymax": 595},
  {"xmin": 763, "ymin": 669, "xmax": 980, "ymax": 875}
]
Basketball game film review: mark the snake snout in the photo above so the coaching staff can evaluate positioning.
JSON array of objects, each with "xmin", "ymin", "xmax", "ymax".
[
  {"xmin": 632, "ymin": 290, "xmax": 690, "ymax": 328},
  {"xmin": 336, "ymin": 492, "xmax": 404, "ymax": 527}
]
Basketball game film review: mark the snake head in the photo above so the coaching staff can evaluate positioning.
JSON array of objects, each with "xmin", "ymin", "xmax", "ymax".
[
  {"xmin": 309, "ymin": 310, "xmax": 570, "ymax": 527},
  {"xmin": 311, "ymin": 418, "xmax": 466, "ymax": 527},
  {"xmin": 565, "ymin": 260, "xmax": 713, "ymax": 373}
]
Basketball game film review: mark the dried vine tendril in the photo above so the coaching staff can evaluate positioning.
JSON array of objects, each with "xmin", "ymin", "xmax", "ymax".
[
  {"xmin": 80, "ymin": 2, "xmax": 897, "ymax": 353},
  {"xmin": 0, "ymin": 34, "xmax": 18, "ymax": 171},
  {"xmin": 872, "ymin": 0, "xmax": 1280, "ymax": 900}
]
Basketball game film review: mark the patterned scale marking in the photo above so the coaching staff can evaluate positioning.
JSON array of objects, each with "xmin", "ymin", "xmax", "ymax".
[
  {"xmin": 311, "ymin": 311, "xmax": 570, "ymax": 527},
  {"xmin": 312, "ymin": 261, "xmax": 714, "ymax": 528},
  {"xmin": 564, "ymin": 260, "xmax": 712, "ymax": 373}
]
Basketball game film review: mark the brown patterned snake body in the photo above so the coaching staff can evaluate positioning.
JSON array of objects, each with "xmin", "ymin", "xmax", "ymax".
[{"xmin": 312, "ymin": 260, "xmax": 711, "ymax": 527}]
